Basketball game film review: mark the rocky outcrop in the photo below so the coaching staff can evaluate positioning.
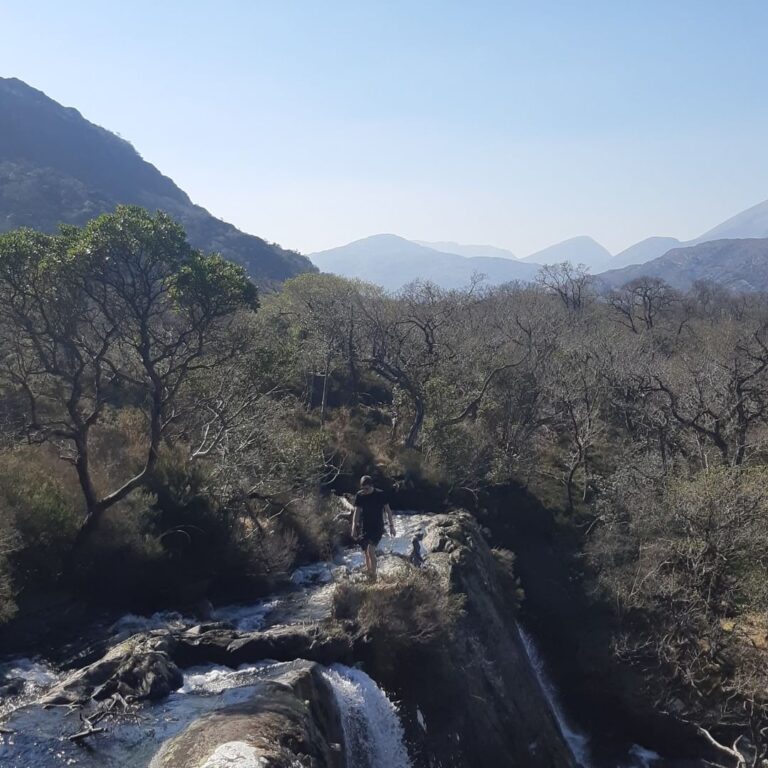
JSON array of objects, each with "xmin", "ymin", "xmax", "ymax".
[
  {"xmin": 174, "ymin": 622, "xmax": 353, "ymax": 668},
  {"xmin": 40, "ymin": 632, "xmax": 182, "ymax": 706},
  {"xmin": 38, "ymin": 620, "xmax": 354, "ymax": 709},
  {"xmin": 359, "ymin": 512, "xmax": 577, "ymax": 768},
  {"xmin": 150, "ymin": 661, "xmax": 345, "ymax": 768}
]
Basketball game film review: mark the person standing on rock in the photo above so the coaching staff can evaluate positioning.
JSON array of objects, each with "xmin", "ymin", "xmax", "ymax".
[{"xmin": 352, "ymin": 475, "xmax": 395, "ymax": 580}]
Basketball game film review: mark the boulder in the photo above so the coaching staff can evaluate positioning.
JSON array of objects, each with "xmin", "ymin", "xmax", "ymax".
[
  {"xmin": 150, "ymin": 661, "xmax": 345, "ymax": 768},
  {"xmin": 226, "ymin": 624, "xmax": 352, "ymax": 667},
  {"xmin": 173, "ymin": 628, "xmax": 240, "ymax": 668},
  {"xmin": 40, "ymin": 632, "xmax": 182, "ymax": 706}
]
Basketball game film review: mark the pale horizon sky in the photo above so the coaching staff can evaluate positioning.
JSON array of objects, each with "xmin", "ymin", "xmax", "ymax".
[{"xmin": 2, "ymin": 1, "xmax": 768, "ymax": 257}]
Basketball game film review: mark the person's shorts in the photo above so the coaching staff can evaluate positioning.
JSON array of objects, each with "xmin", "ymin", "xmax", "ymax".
[{"xmin": 359, "ymin": 529, "xmax": 383, "ymax": 550}]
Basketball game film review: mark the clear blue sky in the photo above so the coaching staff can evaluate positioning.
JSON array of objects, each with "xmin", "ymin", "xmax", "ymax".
[{"xmin": 2, "ymin": 1, "xmax": 767, "ymax": 256}]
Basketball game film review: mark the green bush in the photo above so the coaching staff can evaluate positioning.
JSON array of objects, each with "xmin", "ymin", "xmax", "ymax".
[
  {"xmin": 0, "ymin": 518, "xmax": 18, "ymax": 623},
  {"xmin": 0, "ymin": 450, "xmax": 80, "ymax": 587}
]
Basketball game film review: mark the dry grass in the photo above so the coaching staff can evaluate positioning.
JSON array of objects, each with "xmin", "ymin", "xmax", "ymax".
[{"xmin": 333, "ymin": 566, "xmax": 464, "ymax": 651}]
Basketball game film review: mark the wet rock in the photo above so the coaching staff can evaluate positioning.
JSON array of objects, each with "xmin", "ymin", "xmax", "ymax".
[
  {"xmin": 226, "ymin": 624, "xmax": 352, "ymax": 667},
  {"xmin": 150, "ymin": 661, "xmax": 345, "ymax": 768},
  {"xmin": 173, "ymin": 628, "xmax": 240, "ymax": 667},
  {"xmin": 40, "ymin": 632, "xmax": 182, "ymax": 706},
  {"xmin": 174, "ymin": 623, "xmax": 353, "ymax": 669}
]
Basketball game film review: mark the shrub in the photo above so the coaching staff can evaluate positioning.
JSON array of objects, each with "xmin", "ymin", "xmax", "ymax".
[
  {"xmin": 280, "ymin": 494, "xmax": 339, "ymax": 563},
  {"xmin": 234, "ymin": 514, "xmax": 298, "ymax": 588},
  {"xmin": 75, "ymin": 493, "xmax": 165, "ymax": 608},
  {"xmin": 333, "ymin": 566, "xmax": 464, "ymax": 667},
  {"xmin": 0, "ymin": 518, "xmax": 18, "ymax": 623},
  {"xmin": 0, "ymin": 448, "xmax": 81, "ymax": 587},
  {"xmin": 588, "ymin": 465, "xmax": 768, "ymax": 744}
]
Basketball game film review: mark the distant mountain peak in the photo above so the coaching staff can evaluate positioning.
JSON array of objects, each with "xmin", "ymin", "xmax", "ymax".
[{"xmin": 522, "ymin": 235, "xmax": 612, "ymax": 270}]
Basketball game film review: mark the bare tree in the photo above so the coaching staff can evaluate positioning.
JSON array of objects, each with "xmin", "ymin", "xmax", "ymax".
[
  {"xmin": 536, "ymin": 262, "xmax": 593, "ymax": 312},
  {"xmin": 608, "ymin": 277, "xmax": 679, "ymax": 333}
]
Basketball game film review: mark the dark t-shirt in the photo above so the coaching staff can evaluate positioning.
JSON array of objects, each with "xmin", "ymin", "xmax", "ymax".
[{"xmin": 354, "ymin": 489, "xmax": 388, "ymax": 537}]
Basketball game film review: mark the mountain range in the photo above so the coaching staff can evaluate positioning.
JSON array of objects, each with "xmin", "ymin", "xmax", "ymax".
[
  {"xmin": 311, "ymin": 200, "xmax": 768, "ymax": 292},
  {"xmin": 4, "ymin": 76, "xmax": 768, "ymax": 293},
  {"xmin": 0, "ymin": 77, "xmax": 315, "ymax": 286}
]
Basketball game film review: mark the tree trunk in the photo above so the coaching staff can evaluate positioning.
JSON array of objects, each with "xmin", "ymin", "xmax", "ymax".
[
  {"xmin": 565, "ymin": 460, "xmax": 580, "ymax": 514},
  {"xmin": 405, "ymin": 397, "xmax": 425, "ymax": 449},
  {"xmin": 347, "ymin": 306, "xmax": 359, "ymax": 401},
  {"xmin": 320, "ymin": 351, "xmax": 331, "ymax": 426}
]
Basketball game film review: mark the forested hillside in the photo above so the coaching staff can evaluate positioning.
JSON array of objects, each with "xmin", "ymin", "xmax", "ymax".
[{"xmin": 0, "ymin": 77, "xmax": 315, "ymax": 285}]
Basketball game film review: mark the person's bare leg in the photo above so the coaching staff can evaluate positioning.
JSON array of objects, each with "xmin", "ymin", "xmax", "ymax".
[
  {"xmin": 367, "ymin": 543, "xmax": 377, "ymax": 581},
  {"xmin": 363, "ymin": 546, "xmax": 371, "ymax": 575}
]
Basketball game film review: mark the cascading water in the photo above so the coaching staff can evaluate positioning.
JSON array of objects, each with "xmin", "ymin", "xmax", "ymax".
[
  {"xmin": 0, "ymin": 658, "xmax": 59, "ymax": 719},
  {"xmin": 518, "ymin": 625, "xmax": 594, "ymax": 768},
  {"xmin": 322, "ymin": 664, "xmax": 412, "ymax": 768},
  {"xmin": 518, "ymin": 626, "xmax": 664, "ymax": 768}
]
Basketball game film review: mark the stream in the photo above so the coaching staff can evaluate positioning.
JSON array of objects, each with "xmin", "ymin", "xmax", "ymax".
[
  {"xmin": 0, "ymin": 511, "xmax": 672, "ymax": 767},
  {"xmin": 0, "ymin": 514, "xmax": 427, "ymax": 768}
]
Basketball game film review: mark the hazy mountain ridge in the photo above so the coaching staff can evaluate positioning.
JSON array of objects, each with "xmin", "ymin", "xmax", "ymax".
[
  {"xmin": 414, "ymin": 240, "xmax": 518, "ymax": 260},
  {"xmin": 309, "ymin": 234, "xmax": 538, "ymax": 290},
  {"xmin": 0, "ymin": 77, "xmax": 315, "ymax": 285}
]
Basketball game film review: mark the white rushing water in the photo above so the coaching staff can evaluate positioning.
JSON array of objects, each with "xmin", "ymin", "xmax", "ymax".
[
  {"xmin": 322, "ymin": 664, "xmax": 412, "ymax": 768},
  {"xmin": 518, "ymin": 625, "xmax": 594, "ymax": 768},
  {"xmin": 0, "ymin": 658, "xmax": 60, "ymax": 719},
  {"xmin": 178, "ymin": 661, "xmax": 287, "ymax": 695}
]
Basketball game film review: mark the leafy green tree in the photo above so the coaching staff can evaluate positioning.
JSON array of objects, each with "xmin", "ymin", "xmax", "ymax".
[{"xmin": 0, "ymin": 206, "xmax": 258, "ymax": 539}]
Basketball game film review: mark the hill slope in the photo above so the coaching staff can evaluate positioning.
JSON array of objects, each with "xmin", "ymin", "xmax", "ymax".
[
  {"xmin": 600, "ymin": 238, "xmax": 768, "ymax": 292},
  {"xmin": 309, "ymin": 234, "xmax": 539, "ymax": 290},
  {"xmin": 522, "ymin": 236, "xmax": 612, "ymax": 271},
  {"xmin": 608, "ymin": 236, "xmax": 681, "ymax": 269},
  {"xmin": 694, "ymin": 198, "xmax": 768, "ymax": 243},
  {"xmin": 0, "ymin": 77, "xmax": 314, "ymax": 285}
]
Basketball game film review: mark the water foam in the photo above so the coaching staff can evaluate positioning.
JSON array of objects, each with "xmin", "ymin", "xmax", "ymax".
[{"xmin": 322, "ymin": 664, "xmax": 411, "ymax": 768}]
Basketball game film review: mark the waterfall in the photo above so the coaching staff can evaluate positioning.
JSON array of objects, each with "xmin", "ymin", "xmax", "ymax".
[
  {"xmin": 518, "ymin": 625, "xmax": 593, "ymax": 768},
  {"xmin": 322, "ymin": 664, "xmax": 412, "ymax": 768}
]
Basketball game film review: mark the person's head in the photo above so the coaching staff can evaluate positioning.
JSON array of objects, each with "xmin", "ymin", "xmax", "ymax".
[{"xmin": 360, "ymin": 475, "xmax": 374, "ymax": 493}]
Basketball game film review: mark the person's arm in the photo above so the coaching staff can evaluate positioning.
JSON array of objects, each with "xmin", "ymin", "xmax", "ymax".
[
  {"xmin": 385, "ymin": 503, "xmax": 395, "ymax": 536},
  {"xmin": 352, "ymin": 506, "xmax": 361, "ymax": 538}
]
